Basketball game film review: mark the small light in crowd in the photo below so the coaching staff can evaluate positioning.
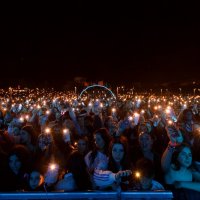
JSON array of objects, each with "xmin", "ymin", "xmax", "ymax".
[
  {"xmin": 168, "ymin": 120, "xmax": 173, "ymax": 125},
  {"xmin": 141, "ymin": 109, "xmax": 145, "ymax": 114},
  {"xmin": 49, "ymin": 164, "xmax": 56, "ymax": 171},
  {"xmin": 154, "ymin": 106, "xmax": 158, "ymax": 110},
  {"xmin": 88, "ymin": 103, "xmax": 92, "ymax": 107},
  {"xmin": 134, "ymin": 112, "xmax": 139, "ymax": 117},
  {"xmin": 135, "ymin": 171, "xmax": 141, "ymax": 178},
  {"xmin": 3, "ymin": 108, "xmax": 7, "ymax": 111},
  {"xmin": 74, "ymin": 142, "xmax": 77, "ymax": 146},
  {"xmin": 165, "ymin": 109, "xmax": 170, "ymax": 114},
  {"xmin": 46, "ymin": 110, "xmax": 50, "ymax": 115},
  {"xmin": 45, "ymin": 128, "xmax": 51, "ymax": 134},
  {"xmin": 63, "ymin": 128, "xmax": 69, "ymax": 134},
  {"xmin": 19, "ymin": 117, "xmax": 24, "ymax": 122},
  {"xmin": 100, "ymin": 103, "xmax": 103, "ymax": 108},
  {"xmin": 158, "ymin": 105, "xmax": 162, "ymax": 109},
  {"xmin": 37, "ymin": 105, "xmax": 41, "ymax": 109},
  {"xmin": 25, "ymin": 115, "xmax": 29, "ymax": 120},
  {"xmin": 112, "ymin": 108, "xmax": 116, "ymax": 113},
  {"xmin": 128, "ymin": 116, "xmax": 133, "ymax": 121}
]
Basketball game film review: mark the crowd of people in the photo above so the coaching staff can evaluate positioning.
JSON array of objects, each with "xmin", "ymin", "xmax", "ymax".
[{"xmin": 0, "ymin": 87, "xmax": 200, "ymax": 199}]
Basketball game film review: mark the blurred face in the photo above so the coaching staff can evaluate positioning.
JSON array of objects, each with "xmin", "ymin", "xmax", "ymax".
[
  {"xmin": 38, "ymin": 136, "xmax": 49, "ymax": 151},
  {"xmin": 94, "ymin": 133, "xmax": 105, "ymax": 150},
  {"xmin": 20, "ymin": 130, "xmax": 30, "ymax": 144},
  {"xmin": 9, "ymin": 154, "xmax": 21, "ymax": 175},
  {"xmin": 139, "ymin": 133, "xmax": 153, "ymax": 152},
  {"xmin": 108, "ymin": 120, "xmax": 118, "ymax": 135},
  {"xmin": 112, "ymin": 143, "xmax": 124, "ymax": 163},
  {"xmin": 77, "ymin": 139, "xmax": 87, "ymax": 154},
  {"xmin": 177, "ymin": 147, "xmax": 192, "ymax": 168},
  {"xmin": 145, "ymin": 122, "xmax": 152, "ymax": 133},
  {"xmin": 29, "ymin": 171, "xmax": 43, "ymax": 190}
]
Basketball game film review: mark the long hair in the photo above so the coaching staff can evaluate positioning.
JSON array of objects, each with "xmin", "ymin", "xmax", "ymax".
[
  {"xmin": 21, "ymin": 125, "xmax": 38, "ymax": 145},
  {"xmin": 171, "ymin": 143, "xmax": 192, "ymax": 170},
  {"xmin": 89, "ymin": 128, "xmax": 111, "ymax": 165},
  {"xmin": 67, "ymin": 151, "xmax": 92, "ymax": 190},
  {"xmin": 108, "ymin": 136, "xmax": 130, "ymax": 173},
  {"xmin": 9, "ymin": 144, "xmax": 31, "ymax": 173}
]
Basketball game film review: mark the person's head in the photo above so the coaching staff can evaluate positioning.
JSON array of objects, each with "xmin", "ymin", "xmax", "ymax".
[
  {"xmin": 138, "ymin": 121, "xmax": 152, "ymax": 134},
  {"xmin": 135, "ymin": 158, "xmax": 155, "ymax": 190},
  {"xmin": 29, "ymin": 170, "xmax": 44, "ymax": 190},
  {"xmin": 178, "ymin": 109, "xmax": 193, "ymax": 123},
  {"xmin": 37, "ymin": 133, "xmax": 53, "ymax": 152},
  {"xmin": 20, "ymin": 125, "xmax": 37, "ymax": 145},
  {"xmin": 8, "ymin": 145, "xmax": 30, "ymax": 175},
  {"xmin": 94, "ymin": 128, "xmax": 111, "ymax": 153},
  {"xmin": 77, "ymin": 136, "xmax": 89, "ymax": 156},
  {"xmin": 109, "ymin": 137, "xmax": 128, "ymax": 164},
  {"xmin": 104, "ymin": 116, "xmax": 118, "ymax": 136},
  {"xmin": 172, "ymin": 144, "xmax": 192, "ymax": 170},
  {"xmin": 108, "ymin": 136, "xmax": 130, "ymax": 172},
  {"xmin": 138, "ymin": 132, "xmax": 153, "ymax": 152}
]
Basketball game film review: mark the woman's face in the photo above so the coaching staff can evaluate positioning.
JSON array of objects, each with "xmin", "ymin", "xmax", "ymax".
[
  {"xmin": 9, "ymin": 154, "xmax": 21, "ymax": 175},
  {"xmin": 94, "ymin": 133, "xmax": 105, "ymax": 150},
  {"xmin": 177, "ymin": 147, "xmax": 192, "ymax": 168},
  {"xmin": 77, "ymin": 139, "xmax": 87, "ymax": 154},
  {"xmin": 20, "ymin": 130, "xmax": 30, "ymax": 144},
  {"xmin": 29, "ymin": 171, "xmax": 43, "ymax": 190},
  {"xmin": 139, "ymin": 133, "xmax": 153, "ymax": 152},
  {"xmin": 112, "ymin": 143, "xmax": 124, "ymax": 163},
  {"xmin": 38, "ymin": 135, "xmax": 50, "ymax": 151}
]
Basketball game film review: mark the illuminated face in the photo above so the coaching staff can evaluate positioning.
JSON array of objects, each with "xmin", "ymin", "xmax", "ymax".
[
  {"xmin": 29, "ymin": 171, "xmax": 43, "ymax": 190},
  {"xmin": 139, "ymin": 133, "xmax": 153, "ymax": 152},
  {"xmin": 9, "ymin": 154, "xmax": 21, "ymax": 175},
  {"xmin": 94, "ymin": 133, "xmax": 105, "ymax": 150},
  {"xmin": 112, "ymin": 143, "xmax": 124, "ymax": 163},
  {"xmin": 177, "ymin": 147, "xmax": 192, "ymax": 168}
]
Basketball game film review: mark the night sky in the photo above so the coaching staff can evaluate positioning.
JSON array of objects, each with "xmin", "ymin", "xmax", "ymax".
[{"xmin": 0, "ymin": 3, "xmax": 200, "ymax": 88}]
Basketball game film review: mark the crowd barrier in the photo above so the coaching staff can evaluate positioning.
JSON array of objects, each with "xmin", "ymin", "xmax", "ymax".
[{"xmin": 0, "ymin": 190, "xmax": 173, "ymax": 200}]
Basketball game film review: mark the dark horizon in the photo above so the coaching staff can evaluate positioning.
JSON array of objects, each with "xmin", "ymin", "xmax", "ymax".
[{"xmin": 0, "ymin": 3, "xmax": 200, "ymax": 88}]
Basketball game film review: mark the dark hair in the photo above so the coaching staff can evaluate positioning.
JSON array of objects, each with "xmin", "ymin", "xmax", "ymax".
[
  {"xmin": 108, "ymin": 136, "xmax": 130, "ymax": 173},
  {"xmin": 21, "ymin": 125, "xmax": 38, "ymax": 145},
  {"xmin": 89, "ymin": 128, "xmax": 111, "ymax": 165},
  {"xmin": 67, "ymin": 151, "xmax": 92, "ymax": 190},
  {"xmin": 192, "ymin": 133, "xmax": 200, "ymax": 162},
  {"xmin": 104, "ymin": 116, "xmax": 113, "ymax": 130},
  {"xmin": 136, "ymin": 158, "xmax": 155, "ymax": 178},
  {"xmin": 177, "ymin": 109, "xmax": 193, "ymax": 123},
  {"xmin": 171, "ymin": 143, "xmax": 192, "ymax": 170},
  {"xmin": 9, "ymin": 144, "xmax": 31, "ymax": 172}
]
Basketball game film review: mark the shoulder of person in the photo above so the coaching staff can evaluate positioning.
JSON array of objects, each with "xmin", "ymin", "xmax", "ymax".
[{"xmin": 151, "ymin": 180, "xmax": 164, "ymax": 190}]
